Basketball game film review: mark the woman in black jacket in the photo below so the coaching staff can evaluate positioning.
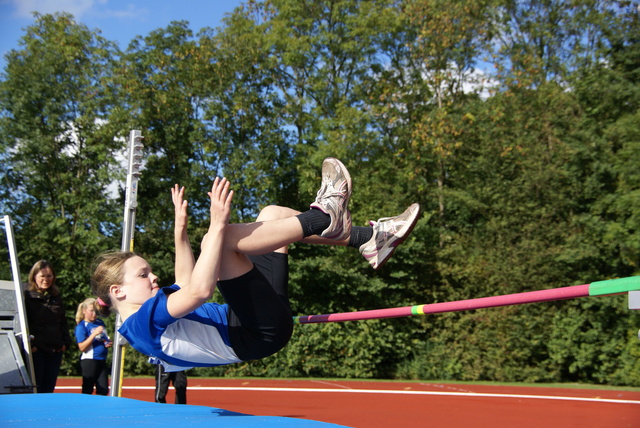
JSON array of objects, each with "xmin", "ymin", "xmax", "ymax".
[{"xmin": 24, "ymin": 260, "xmax": 72, "ymax": 393}]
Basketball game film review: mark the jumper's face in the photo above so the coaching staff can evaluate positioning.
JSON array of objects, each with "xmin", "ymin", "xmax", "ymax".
[
  {"xmin": 82, "ymin": 305, "xmax": 97, "ymax": 322},
  {"xmin": 117, "ymin": 256, "xmax": 160, "ymax": 305},
  {"xmin": 35, "ymin": 267, "xmax": 54, "ymax": 291}
]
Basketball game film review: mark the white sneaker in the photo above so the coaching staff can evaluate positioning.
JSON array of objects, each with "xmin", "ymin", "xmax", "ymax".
[
  {"xmin": 359, "ymin": 203, "xmax": 420, "ymax": 269},
  {"xmin": 310, "ymin": 158, "xmax": 352, "ymax": 240}
]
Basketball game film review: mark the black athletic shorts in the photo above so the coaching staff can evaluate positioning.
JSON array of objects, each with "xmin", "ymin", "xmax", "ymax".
[{"xmin": 217, "ymin": 252, "xmax": 293, "ymax": 361}]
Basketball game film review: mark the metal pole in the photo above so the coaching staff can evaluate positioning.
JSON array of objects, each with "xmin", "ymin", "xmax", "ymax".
[
  {"xmin": 294, "ymin": 276, "xmax": 640, "ymax": 324},
  {"xmin": 3, "ymin": 215, "xmax": 36, "ymax": 391},
  {"xmin": 109, "ymin": 130, "xmax": 143, "ymax": 397}
]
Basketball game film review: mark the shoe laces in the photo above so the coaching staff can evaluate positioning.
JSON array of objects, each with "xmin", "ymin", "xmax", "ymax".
[{"xmin": 317, "ymin": 178, "xmax": 347, "ymax": 200}]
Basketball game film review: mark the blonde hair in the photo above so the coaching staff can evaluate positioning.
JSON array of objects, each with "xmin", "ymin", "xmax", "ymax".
[
  {"xmin": 75, "ymin": 298, "xmax": 97, "ymax": 324},
  {"xmin": 90, "ymin": 251, "xmax": 138, "ymax": 317},
  {"xmin": 28, "ymin": 260, "xmax": 60, "ymax": 296}
]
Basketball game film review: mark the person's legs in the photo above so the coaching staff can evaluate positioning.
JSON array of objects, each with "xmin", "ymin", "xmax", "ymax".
[
  {"xmin": 173, "ymin": 371, "xmax": 187, "ymax": 404},
  {"xmin": 217, "ymin": 160, "xmax": 419, "ymax": 362},
  {"xmin": 220, "ymin": 201, "xmax": 357, "ymax": 361},
  {"xmin": 155, "ymin": 364, "xmax": 170, "ymax": 403},
  {"xmin": 216, "ymin": 218, "xmax": 300, "ymax": 280},
  {"xmin": 234, "ymin": 203, "xmax": 421, "ymax": 270},
  {"xmin": 218, "ymin": 204, "xmax": 299, "ymax": 361},
  {"xmin": 31, "ymin": 351, "xmax": 46, "ymax": 393},
  {"xmin": 95, "ymin": 360, "xmax": 109, "ymax": 395},
  {"xmin": 39, "ymin": 352, "xmax": 62, "ymax": 393},
  {"xmin": 253, "ymin": 205, "xmax": 352, "ymax": 248},
  {"xmin": 216, "ymin": 158, "xmax": 352, "ymax": 281},
  {"xmin": 80, "ymin": 359, "xmax": 97, "ymax": 394}
]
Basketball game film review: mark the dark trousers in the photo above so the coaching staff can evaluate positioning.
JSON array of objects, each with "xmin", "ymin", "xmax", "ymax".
[
  {"xmin": 80, "ymin": 359, "xmax": 109, "ymax": 395},
  {"xmin": 155, "ymin": 365, "xmax": 187, "ymax": 404},
  {"xmin": 32, "ymin": 350, "xmax": 63, "ymax": 393}
]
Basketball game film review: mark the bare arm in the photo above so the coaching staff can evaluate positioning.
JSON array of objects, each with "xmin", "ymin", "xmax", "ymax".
[
  {"xmin": 171, "ymin": 184, "xmax": 195, "ymax": 286},
  {"xmin": 77, "ymin": 325, "xmax": 103, "ymax": 353},
  {"xmin": 166, "ymin": 178, "xmax": 233, "ymax": 318}
]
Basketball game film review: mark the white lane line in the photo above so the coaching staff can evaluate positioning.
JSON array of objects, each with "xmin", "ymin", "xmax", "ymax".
[{"xmin": 54, "ymin": 386, "xmax": 640, "ymax": 405}]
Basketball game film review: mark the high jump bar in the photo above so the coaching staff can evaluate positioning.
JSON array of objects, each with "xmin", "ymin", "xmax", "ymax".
[{"xmin": 293, "ymin": 276, "xmax": 640, "ymax": 324}]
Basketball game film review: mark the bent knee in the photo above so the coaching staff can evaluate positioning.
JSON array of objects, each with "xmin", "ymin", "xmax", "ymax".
[{"xmin": 256, "ymin": 205, "xmax": 300, "ymax": 222}]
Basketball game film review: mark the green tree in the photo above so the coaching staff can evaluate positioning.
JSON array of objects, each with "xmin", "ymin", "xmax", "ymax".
[
  {"xmin": 2, "ymin": 2, "xmax": 639, "ymax": 384},
  {"xmin": 202, "ymin": 0, "xmax": 429, "ymax": 378},
  {"xmin": 0, "ymin": 12, "xmax": 123, "ymax": 299},
  {"xmin": 117, "ymin": 22, "xmax": 214, "ymax": 287},
  {"xmin": 406, "ymin": 0, "xmax": 640, "ymax": 384},
  {"xmin": 200, "ymin": 8, "xmax": 297, "ymax": 217},
  {"xmin": 0, "ymin": 13, "xmax": 125, "ymax": 374}
]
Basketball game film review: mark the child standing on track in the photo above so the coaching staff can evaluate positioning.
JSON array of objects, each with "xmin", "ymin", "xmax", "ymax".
[
  {"xmin": 74, "ymin": 298, "xmax": 112, "ymax": 395},
  {"xmin": 91, "ymin": 158, "xmax": 419, "ymax": 371}
]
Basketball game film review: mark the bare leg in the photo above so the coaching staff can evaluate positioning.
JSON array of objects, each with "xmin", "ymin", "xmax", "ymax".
[
  {"xmin": 226, "ymin": 209, "xmax": 349, "ymax": 253},
  {"xmin": 217, "ymin": 205, "xmax": 349, "ymax": 280},
  {"xmin": 255, "ymin": 206, "xmax": 350, "ymax": 249}
]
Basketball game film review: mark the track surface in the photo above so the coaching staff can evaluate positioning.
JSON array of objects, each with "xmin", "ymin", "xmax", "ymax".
[{"xmin": 56, "ymin": 377, "xmax": 640, "ymax": 428}]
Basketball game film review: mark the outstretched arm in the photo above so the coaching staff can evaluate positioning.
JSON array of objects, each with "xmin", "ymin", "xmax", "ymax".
[
  {"xmin": 166, "ymin": 178, "xmax": 233, "ymax": 318},
  {"xmin": 171, "ymin": 184, "xmax": 195, "ymax": 286}
]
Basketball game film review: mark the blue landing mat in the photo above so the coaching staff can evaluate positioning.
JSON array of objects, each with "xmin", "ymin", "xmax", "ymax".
[{"xmin": 0, "ymin": 393, "xmax": 349, "ymax": 427}]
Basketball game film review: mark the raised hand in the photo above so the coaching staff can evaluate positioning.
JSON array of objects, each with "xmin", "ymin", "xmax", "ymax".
[
  {"xmin": 207, "ymin": 177, "xmax": 234, "ymax": 230},
  {"xmin": 171, "ymin": 184, "xmax": 195, "ymax": 286},
  {"xmin": 166, "ymin": 178, "xmax": 234, "ymax": 318},
  {"xmin": 171, "ymin": 184, "xmax": 189, "ymax": 231}
]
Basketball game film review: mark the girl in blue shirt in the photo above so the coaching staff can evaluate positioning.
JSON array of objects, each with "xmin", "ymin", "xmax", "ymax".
[
  {"xmin": 74, "ymin": 298, "xmax": 112, "ymax": 394},
  {"xmin": 91, "ymin": 158, "xmax": 419, "ymax": 371}
]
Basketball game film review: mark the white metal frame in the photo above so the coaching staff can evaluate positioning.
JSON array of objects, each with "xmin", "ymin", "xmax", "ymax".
[
  {"xmin": 109, "ymin": 130, "xmax": 143, "ymax": 397},
  {"xmin": 3, "ymin": 215, "xmax": 36, "ymax": 391}
]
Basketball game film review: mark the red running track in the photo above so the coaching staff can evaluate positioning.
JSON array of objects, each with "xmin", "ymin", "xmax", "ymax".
[{"xmin": 55, "ymin": 377, "xmax": 640, "ymax": 428}]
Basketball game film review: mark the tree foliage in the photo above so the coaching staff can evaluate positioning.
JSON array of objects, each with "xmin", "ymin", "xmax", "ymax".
[
  {"xmin": 0, "ymin": 13, "xmax": 124, "ymax": 298},
  {"xmin": 1, "ymin": 1, "xmax": 639, "ymax": 385}
]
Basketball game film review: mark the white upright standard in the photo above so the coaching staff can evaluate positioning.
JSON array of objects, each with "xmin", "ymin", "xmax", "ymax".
[{"xmin": 109, "ymin": 130, "xmax": 143, "ymax": 397}]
